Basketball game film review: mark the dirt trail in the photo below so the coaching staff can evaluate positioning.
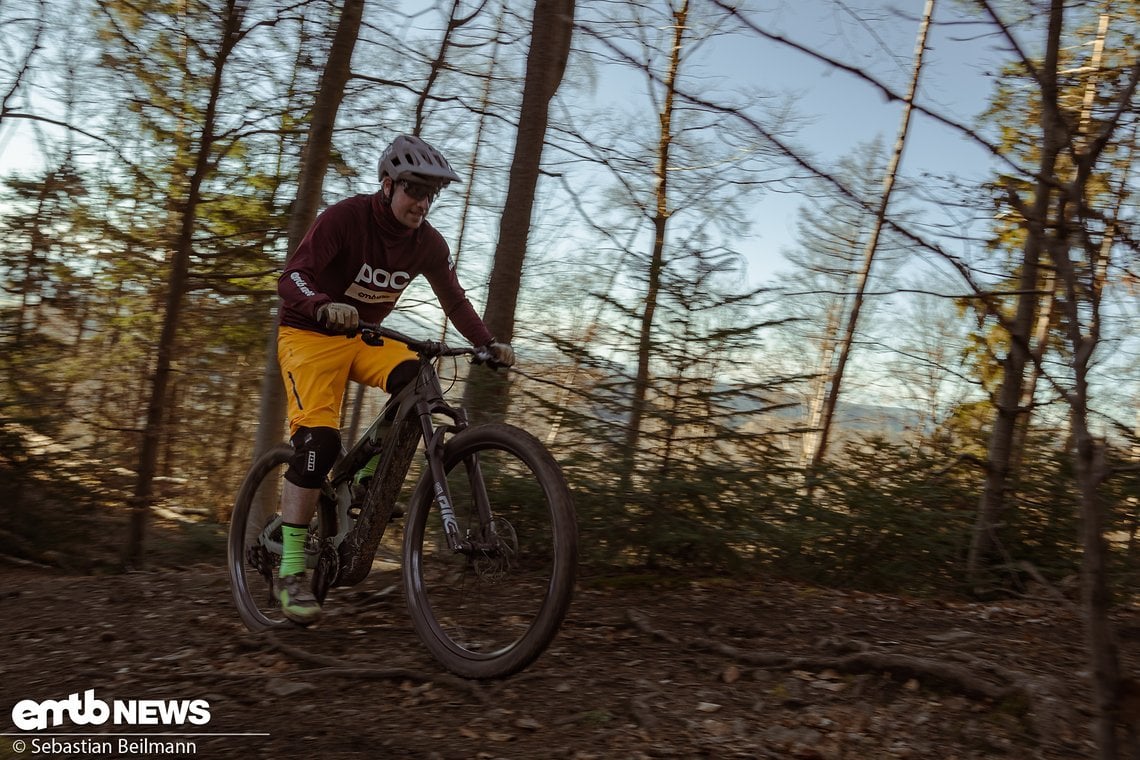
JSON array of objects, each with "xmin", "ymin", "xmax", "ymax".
[{"xmin": 1, "ymin": 561, "xmax": 1119, "ymax": 759}]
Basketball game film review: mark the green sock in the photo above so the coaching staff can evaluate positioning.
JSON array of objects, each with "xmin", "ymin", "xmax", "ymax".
[
  {"xmin": 278, "ymin": 523, "xmax": 309, "ymax": 578},
  {"xmin": 355, "ymin": 454, "xmax": 380, "ymax": 485}
]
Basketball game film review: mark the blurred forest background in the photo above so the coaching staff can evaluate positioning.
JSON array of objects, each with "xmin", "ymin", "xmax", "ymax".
[{"xmin": 0, "ymin": 0, "xmax": 1138, "ymax": 601}]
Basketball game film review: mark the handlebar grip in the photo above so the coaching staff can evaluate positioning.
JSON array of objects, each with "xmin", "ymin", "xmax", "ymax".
[
  {"xmin": 472, "ymin": 349, "xmax": 506, "ymax": 370},
  {"xmin": 359, "ymin": 322, "xmax": 498, "ymax": 365}
]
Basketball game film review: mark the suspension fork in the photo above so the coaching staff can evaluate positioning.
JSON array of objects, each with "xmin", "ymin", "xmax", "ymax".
[
  {"xmin": 420, "ymin": 427, "xmax": 498, "ymax": 551},
  {"xmin": 462, "ymin": 452, "xmax": 498, "ymax": 540},
  {"xmin": 418, "ymin": 403, "xmax": 465, "ymax": 551},
  {"xmin": 442, "ymin": 407, "xmax": 493, "ymax": 533}
]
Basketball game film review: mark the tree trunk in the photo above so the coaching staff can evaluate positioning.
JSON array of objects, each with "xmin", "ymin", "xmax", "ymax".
[
  {"xmin": 802, "ymin": 304, "xmax": 842, "ymax": 469},
  {"xmin": 807, "ymin": 0, "xmax": 934, "ymax": 476},
  {"xmin": 463, "ymin": 0, "xmax": 575, "ymax": 423},
  {"xmin": 251, "ymin": 0, "xmax": 366, "ymax": 461},
  {"xmin": 967, "ymin": 0, "xmax": 1079, "ymax": 582},
  {"xmin": 1009, "ymin": 13, "xmax": 1110, "ymax": 498},
  {"xmin": 125, "ymin": 0, "xmax": 245, "ymax": 567},
  {"xmin": 413, "ymin": 0, "xmax": 481, "ymax": 135},
  {"xmin": 619, "ymin": 0, "xmax": 687, "ymax": 492},
  {"xmin": 1054, "ymin": 167, "xmax": 1120, "ymax": 760},
  {"xmin": 1057, "ymin": 14, "xmax": 1135, "ymax": 756},
  {"xmin": 1080, "ymin": 437, "xmax": 1120, "ymax": 759}
]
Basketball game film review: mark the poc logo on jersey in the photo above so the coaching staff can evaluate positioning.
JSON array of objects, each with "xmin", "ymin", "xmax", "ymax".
[{"xmin": 355, "ymin": 263, "xmax": 410, "ymax": 290}]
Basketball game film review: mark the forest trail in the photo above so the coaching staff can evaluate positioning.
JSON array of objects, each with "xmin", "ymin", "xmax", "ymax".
[{"xmin": 0, "ymin": 561, "xmax": 1119, "ymax": 759}]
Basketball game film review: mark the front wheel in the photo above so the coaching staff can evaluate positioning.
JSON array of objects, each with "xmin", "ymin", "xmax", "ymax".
[{"xmin": 403, "ymin": 423, "xmax": 577, "ymax": 679}]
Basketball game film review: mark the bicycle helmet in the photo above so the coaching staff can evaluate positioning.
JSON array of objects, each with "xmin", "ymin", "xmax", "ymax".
[{"xmin": 377, "ymin": 134, "xmax": 462, "ymax": 186}]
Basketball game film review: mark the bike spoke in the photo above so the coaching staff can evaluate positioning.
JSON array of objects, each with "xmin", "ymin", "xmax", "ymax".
[
  {"xmin": 228, "ymin": 446, "xmax": 294, "ymax": 631},
  {"xmin": 406, "ymin": 424, "xmax": 576, "ymax": 678}
]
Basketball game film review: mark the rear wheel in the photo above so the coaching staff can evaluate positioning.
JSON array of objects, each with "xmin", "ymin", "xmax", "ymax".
[
  {"xmin": 228, "ymin": 445, "xmax": 326, "ymax": 631},
  {"xmin": 403, "ymin": 423, "xmax": 577, "ymax": 679}
]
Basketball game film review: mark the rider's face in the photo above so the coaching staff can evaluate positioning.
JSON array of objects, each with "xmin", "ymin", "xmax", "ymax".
[{"xmin": 386, "ymin": 178, "xmax": 435, "ymax": 229}]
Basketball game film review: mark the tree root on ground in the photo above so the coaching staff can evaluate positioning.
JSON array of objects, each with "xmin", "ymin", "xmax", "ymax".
[
  {"xmin": 626, "ymin": 608, "xmax": 1076, "ymax": 751},
  {"xmin": 263, "ymin": 632, "xmax": 486, "ymax": 701}
]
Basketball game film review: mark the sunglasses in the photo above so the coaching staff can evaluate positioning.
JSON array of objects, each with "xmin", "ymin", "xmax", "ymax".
[{"xmin": 397, "ymin": 179, "xmax": 441, "ymax": 203}]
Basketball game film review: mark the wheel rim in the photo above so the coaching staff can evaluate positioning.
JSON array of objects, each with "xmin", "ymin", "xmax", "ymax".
[
  {"xmin": 409, "ymin": 440, "xmax": 571, "ymax": 667},
  {"xmin": 228, "ymin": 450, "xmax": 293, "ymax": 630}
]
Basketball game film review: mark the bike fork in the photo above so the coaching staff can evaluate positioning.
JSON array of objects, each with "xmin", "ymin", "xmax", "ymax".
[
  {"xmin": 462, "ymin": 453, "xmax": 498, "ymax": 539},
  {"xmin": 418, "ymin": 407, "xmax": 497, "ymax": 552},
  {"xmin": 420, "ymin": 415, "xmax": 464, "ymax": 551}
]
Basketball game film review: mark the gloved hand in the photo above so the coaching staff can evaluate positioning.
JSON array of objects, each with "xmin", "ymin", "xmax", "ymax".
[
  {"xmin": 317, "ymin": 302, "xmax": 360, "ymax": 332},
  {"xmin": 484, "ymin": 341, "xmax": 515, "ymax": 367}
]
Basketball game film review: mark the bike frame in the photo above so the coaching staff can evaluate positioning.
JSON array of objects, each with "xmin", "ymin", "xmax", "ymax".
[
  {"xmin": 231, "ymin": 324, "xmax": 576, "ymax": 676},
  {"xmin": 310, "ymin": 332, "xmax": 498, "ymax": 590}
]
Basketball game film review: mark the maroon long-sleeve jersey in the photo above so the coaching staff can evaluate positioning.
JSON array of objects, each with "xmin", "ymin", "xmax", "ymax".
[{"xmin": 277, "ymin": 193, "xmax": 493, "ymax": 346}]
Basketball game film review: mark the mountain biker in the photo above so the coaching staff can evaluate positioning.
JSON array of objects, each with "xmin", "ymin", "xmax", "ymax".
[{"xmin": 273, "ymin": 134, "xmax": 514, "ymax": 624}]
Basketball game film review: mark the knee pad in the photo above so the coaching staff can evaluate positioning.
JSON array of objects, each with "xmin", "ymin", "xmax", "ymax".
[
  {"xmin": 285, "ymin": 426, "xmax": 341, "ymax": 488},
  {"xmin": 386, "ymin": 360, "xmax": 419, "ymax": 396}
]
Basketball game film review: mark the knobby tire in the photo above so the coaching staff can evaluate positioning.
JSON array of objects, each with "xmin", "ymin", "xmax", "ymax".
[
  {"xmin": 227, "ymin": 444, "xmax": 297, "ymax": 632},
  {"xmin": 402, "ymin": 423, "xmax": 577, "ymax": 679}
]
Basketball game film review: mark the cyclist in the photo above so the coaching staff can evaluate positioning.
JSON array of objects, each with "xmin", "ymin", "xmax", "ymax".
[{"xmin": 273, "ymin": 134, "xmax": 514, "ymax": 623}]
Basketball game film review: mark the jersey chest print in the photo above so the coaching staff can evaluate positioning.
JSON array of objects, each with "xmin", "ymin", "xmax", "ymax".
[{"xmin": 345, "ymin": 262, "xmax": 412, "ymax": 304}]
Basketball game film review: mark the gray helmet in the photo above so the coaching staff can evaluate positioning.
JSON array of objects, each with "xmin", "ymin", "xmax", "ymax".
[{"xmin": 377, "ymin": 134, "xmax": 462, "ymax": 186}]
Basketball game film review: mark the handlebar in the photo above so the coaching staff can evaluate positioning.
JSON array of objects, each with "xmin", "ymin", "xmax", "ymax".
[{"xmin": 358, "ymin": 323, "xmax": 500, "ymax": 367}]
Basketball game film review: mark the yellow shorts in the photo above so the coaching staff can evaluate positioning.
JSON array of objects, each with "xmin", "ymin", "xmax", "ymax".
[{"xmin": 277, "ymin": 326, "xmax": 418, "ymax": 436}]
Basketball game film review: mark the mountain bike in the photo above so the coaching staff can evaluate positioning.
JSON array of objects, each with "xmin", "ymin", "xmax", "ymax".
[{"xmin": 227, "ymin": 324, "xmax": 578, "ymax": 679}]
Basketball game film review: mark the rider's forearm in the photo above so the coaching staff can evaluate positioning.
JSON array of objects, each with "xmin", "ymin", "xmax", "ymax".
[
  {"xmin": 425, "ymin": 267, "xmax": 494, "ymax": 346},
  {"xmin": 444, "ymin": 297, "xmax": 494, "ymax": 347}
]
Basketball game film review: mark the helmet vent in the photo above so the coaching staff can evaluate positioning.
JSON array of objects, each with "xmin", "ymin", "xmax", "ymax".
[{"xmin": 378, "ymin": 135, "xmax": 461, "ymax": 185}]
